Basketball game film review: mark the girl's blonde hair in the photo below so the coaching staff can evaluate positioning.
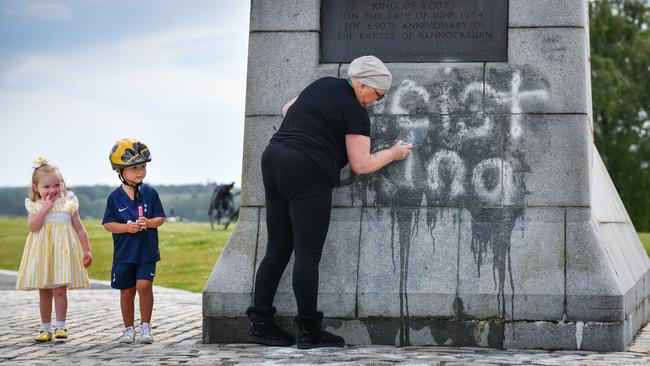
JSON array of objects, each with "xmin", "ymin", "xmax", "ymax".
[{"xmin": 29, "ymin": 157, "xmax": 67, "ymax": 201}]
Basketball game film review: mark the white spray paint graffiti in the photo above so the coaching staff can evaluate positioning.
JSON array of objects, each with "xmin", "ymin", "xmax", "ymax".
[
  {"xmin": 368, "ymin": 69, "xmax": 549, "ymax": 204},
  {"xmin": 404, "ymin": 130, "xmax": 416, "ymax": 185},
  {"xmin": 390, "ymin": 79, "xmax": 431, "ymax": 115},
  {"xmin": 484, "ymin": 70, "xmax": 549, "ymax": 140},
  {"xmin": 460, "ymin": 81, "xmax": 484, "ymax": 113},
  {"xmin": 427, "ymin": 150, "xmax": 466, "ymax": 198},
  {"xmin": 355, "ymin": 66, "xmax": 553, "ymax": 344},
  {"xmin": 472, "ymin": 158, "xmax": 505, "ymax": 202}
]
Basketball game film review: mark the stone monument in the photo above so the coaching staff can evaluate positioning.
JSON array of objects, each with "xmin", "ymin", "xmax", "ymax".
[{"xmin": 203, "ymin": 0, "xmax": 650, "ymax": 351}]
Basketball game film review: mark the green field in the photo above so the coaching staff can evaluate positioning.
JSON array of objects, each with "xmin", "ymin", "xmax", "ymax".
[
  {"xmin": 0, "ymin": 217, "xmax": 232, "ymax": 292},
  {"xmin": 641, "ymin": 233, "xmax": 650, "ymax": 256}
]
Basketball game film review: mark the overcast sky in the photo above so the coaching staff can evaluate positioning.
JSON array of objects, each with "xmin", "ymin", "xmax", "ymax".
[{"xmin": 0, "ymin": 0, "xmax": 250, "ymax": 187}]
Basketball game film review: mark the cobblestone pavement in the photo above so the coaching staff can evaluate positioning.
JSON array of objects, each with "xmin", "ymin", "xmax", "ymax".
[{"xmin": 1, "ymin": 276, "xmax": 650, "ymax": 365}]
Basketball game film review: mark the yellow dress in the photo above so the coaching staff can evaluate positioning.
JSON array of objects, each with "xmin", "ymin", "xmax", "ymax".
[{"xmin": 15, "ymin": 192, "xmax": 90, "ymax": 290}]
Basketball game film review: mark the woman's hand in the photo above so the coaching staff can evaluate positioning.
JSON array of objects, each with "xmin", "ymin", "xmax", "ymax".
[
  {"xmin": 389, "ymin": 140, "xmax": 413, "ymax": 161},
  {"xmin": 346, "ymin": 135, "xmax": 413, "ymax": 174}
]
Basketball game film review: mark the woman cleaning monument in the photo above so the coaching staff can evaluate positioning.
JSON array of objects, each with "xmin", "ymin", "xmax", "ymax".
[{"xmin": 246, "ymin": 55, "xmax": 413, "ymax": 349}]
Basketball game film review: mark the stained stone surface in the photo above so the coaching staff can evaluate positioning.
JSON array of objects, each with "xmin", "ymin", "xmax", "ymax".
[
  {"xmin": 245, "ymin": 32, "xmax": 338, "ymax": 116},
  {"xmin": 505, "ymin": 114, "xmax": 590, "ymax": 207},
  {"xmin": 249, "ymin": 0, "xmax": 320, "ymax": 31},
  {"xmin": 486, "ymin": 28, "xmax": 588, "ymax": 114},
  {"xmin": 509, "ymin": 0, "xmax": 587, "ymax": 27},
  {"xmin": 253, "ymin": 208, "xmax": 361, "ymax": 318},
  {"xmin": 504, "ymin": 321, "xmax": 577, "ymax": 350},
  {"xmin": 352, "ymin": 114, "xmax": 507, "ymax": 208},
  {"xmin": 457, "ymin": 208, "xmax": 565, "ymax": 321},
  {"xmin": 566, "ymin": 208, "xmax": 627, "ymax": 322},
  {"xmin": 239, "ymin": 116, "xmax": 282, "ymax": 207},
  {"xmin": 204, "ymin": 0, "xmax": 650, "ymax": 351},
  {"xmin": 357, "ymin": 63, "xmax": 486, "ymax": 116},
  {"xmin": 203, "ymin": 207, "xmax": 259, "ymax": 318},
  {"xmin": 357, "ymin": 207, "xmax": 458, "ymax": 318}
]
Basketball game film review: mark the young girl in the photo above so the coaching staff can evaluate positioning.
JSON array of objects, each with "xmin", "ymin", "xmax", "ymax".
[{"xmin": 16, "ymin": 157, "xmax": 92, "ymax": 342}]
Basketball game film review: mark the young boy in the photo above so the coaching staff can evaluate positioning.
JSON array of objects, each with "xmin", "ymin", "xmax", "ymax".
[{"xmin": 103, "ymin": 138, "xmax": 166, "ymax": 344}]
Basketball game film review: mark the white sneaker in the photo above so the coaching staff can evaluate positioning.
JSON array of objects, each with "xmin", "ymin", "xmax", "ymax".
[
  {"xmin": 118, "ymin": 327, "xmax": 135, "ymax": 343},
  {"xmin": 139, "ymin": 323, "xmax": 154, "ymax": 344}
]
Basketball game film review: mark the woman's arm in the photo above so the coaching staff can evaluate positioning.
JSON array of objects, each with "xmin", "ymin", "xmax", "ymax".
[
  {"xmin": 282, "ymin": 96, "xmax": 298, "ymax": 117},
  {"xmin": 346, "ymin": 134, "xmax": 413, "ymax": 175}
]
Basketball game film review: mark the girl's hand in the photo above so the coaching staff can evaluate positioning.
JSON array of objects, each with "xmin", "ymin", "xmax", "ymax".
[
  {"xmin": 82, "ymin": 251, "xmax": 93, "ymax": 268},
  {"xmin": 389, "ymin": 140, "xmax": 413, "ymax": 161},
  {"xmin": 126, "ymin": 222, "xmax": 141, "ymax": 234},
  {"xmin": 41, "ymin": 193, "xmax": 56, "ymax": 211}
]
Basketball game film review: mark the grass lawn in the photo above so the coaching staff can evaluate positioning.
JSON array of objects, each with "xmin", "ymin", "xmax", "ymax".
[{"xmin": 0, "ymin": 217, "xmax": 232, "ymax": 293}]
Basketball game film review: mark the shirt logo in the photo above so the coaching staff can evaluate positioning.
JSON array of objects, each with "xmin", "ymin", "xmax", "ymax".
[
  {"xmin": 118, "ymin": 207, "xmax": 128, "ymax": 212},
  {"xmin": 150, "ymin": 273, "xmax": 156, "ymax": 277}
]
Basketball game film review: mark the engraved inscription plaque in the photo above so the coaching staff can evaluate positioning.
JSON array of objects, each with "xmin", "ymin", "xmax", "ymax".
[{"xmin": 321, "ymin": 0, "xmax": 508, "ymax": 62}]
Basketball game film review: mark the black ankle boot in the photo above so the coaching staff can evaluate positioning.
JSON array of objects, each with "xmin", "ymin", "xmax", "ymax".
[
  {"xmin": 246, "ymin": 306, "xmax": 295, "ymax": 346},
  {"xmin": 295, "ymin": 311, "xmax": 345, "ymax": 349}
]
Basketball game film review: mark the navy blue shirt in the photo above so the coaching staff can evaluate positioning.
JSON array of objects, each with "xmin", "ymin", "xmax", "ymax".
[{"xmin": 102, "ymin": 183, "xmax": 166, "ymax": 264}]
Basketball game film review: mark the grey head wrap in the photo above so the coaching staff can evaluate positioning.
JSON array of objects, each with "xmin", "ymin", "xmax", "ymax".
[{"xmin": 347, "ymin": 55, "xmax": 392, "ymax": 91}]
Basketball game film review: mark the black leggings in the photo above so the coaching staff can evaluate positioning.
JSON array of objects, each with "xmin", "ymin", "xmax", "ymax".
[{"xmin": 253, "ymin": 143, "xmax": 333, "ymax": 317}]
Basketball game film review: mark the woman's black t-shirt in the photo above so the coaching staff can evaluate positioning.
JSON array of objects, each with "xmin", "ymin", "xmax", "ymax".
[{"xmin": 270, "ymin": 77, "xmax": 370, "ymax": 186}]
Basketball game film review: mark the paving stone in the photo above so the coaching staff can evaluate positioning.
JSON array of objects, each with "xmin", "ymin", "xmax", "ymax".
[{"xmin": 2, "ymin": 285, "xmax": 649, "ymax": 366}]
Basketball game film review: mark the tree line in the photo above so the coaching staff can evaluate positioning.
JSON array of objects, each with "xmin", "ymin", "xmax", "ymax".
[
  {"xmin": 0, "ymin": 184, "xmax": 220, "ymax": 223},
  {"xmin": 591, "ymin": 0, "xmax": 650, "ymax": 231}
]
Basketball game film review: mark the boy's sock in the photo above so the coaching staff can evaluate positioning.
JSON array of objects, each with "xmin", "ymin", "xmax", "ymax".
[
  {"xmin": 40, "ymin": 322, "xmax": 51, "ymax": 331},
  {"xmin": 54, "ymin": 320, "xmax": 66, "ymax": 330}
]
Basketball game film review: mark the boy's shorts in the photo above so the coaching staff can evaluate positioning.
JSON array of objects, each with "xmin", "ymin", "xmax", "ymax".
[{"xmin": 111, "ymin": 262, "xmax": 157, "ymax": 289}]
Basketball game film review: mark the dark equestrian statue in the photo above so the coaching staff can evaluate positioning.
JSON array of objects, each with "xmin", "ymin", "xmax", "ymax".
[{"xmin": 208, "ymin": 182, "xmax": 240, "ymax": 230}]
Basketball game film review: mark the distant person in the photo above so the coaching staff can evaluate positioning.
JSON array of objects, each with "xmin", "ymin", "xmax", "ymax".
[
  {"xmin": 16, "ymin": 157, "xmax": 93, "ymax": 342},
  {"xmin": 102, "ymin": 138, "xmax": 166, "ymax": 344},
  {"xmin": 247, "ymin": 55, "xmax": 412, "ymax": 348}
]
